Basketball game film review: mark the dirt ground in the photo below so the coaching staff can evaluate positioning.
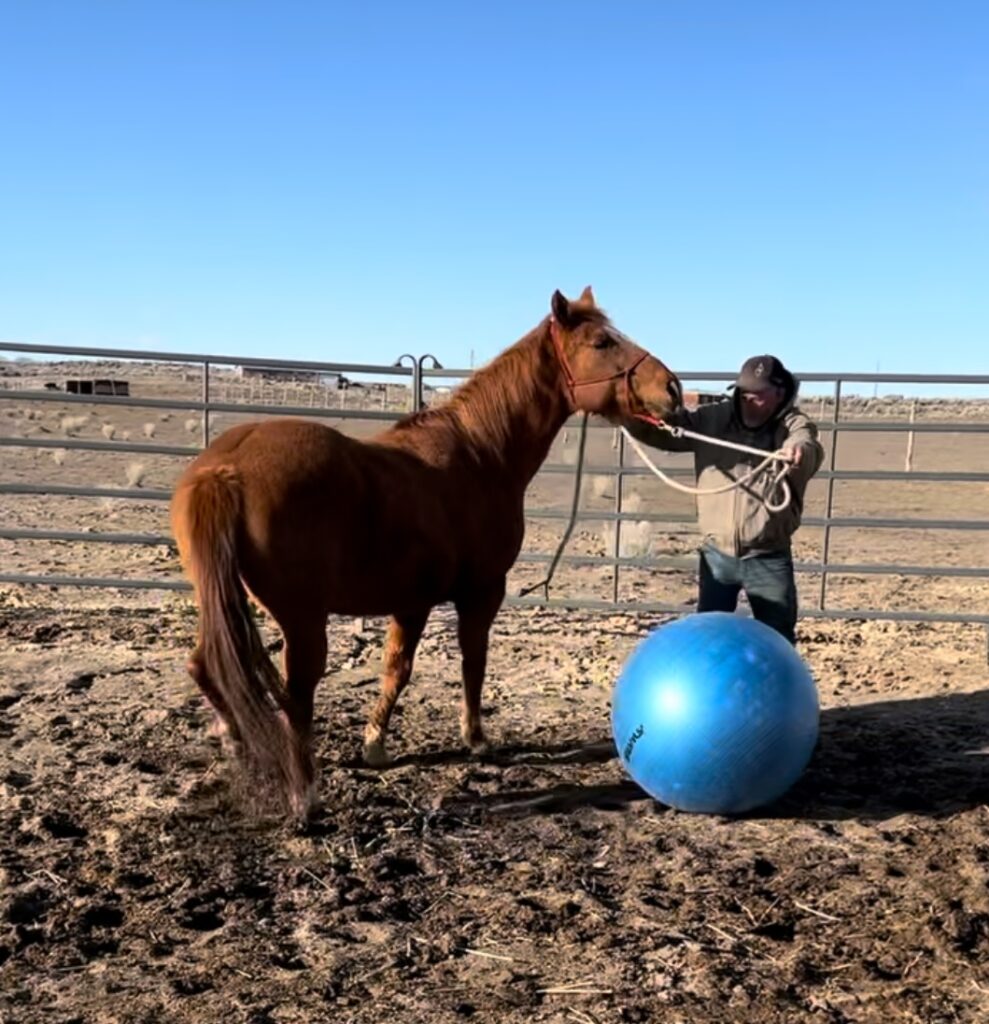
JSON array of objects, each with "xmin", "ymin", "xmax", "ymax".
[
  {"xmin": 2, "ymin": 595, "xmax": 989, "ymax": 1024},
  {"xmin": 2, "ymin": 361, "xmax": 989, "ymax": 1022}
]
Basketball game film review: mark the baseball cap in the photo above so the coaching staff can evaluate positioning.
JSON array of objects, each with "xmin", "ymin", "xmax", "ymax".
[{"xmin": 736, "ymin": 355, "xmax": 788, "ymax": 393}]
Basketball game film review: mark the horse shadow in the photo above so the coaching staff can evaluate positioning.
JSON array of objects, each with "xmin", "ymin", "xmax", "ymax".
[{"xmin": 441, "ymin": 689, "xmax": 989, "ymax": 822}]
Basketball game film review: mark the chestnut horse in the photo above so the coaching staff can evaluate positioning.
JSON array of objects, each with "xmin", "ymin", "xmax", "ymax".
[{"xmin": 171, "ymin": 287, "xmax": 682, "ymax": 818}]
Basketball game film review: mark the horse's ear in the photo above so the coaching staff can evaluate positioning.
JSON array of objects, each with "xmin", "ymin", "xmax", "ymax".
[
  {"xmin": 551, "ymin": 289, "xmax": 574, "ymax": 328},
  {"xmin": 576, "ymin": 285, "xmax": 596, "ymax": 308}
]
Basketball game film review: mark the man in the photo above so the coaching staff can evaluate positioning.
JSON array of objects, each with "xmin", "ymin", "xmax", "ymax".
[{"xmin": 626, "ymin": 354, "xmax": 824, "ymax": 644}]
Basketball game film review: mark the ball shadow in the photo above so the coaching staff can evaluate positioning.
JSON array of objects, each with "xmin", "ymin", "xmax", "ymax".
[
  {"xmin": 771, "ymin": 687, "xmax": 989, "ymax": 821},
  {"xmin": 450, "ymin": 689, "xmax": 989, "ymax": 822}
]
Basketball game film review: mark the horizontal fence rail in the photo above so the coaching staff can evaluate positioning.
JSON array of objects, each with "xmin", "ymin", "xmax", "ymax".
[
  {"xmin": 1, "ymin": 341, "xmax": 417, "ymax": 376},
  {"xmin": 0, "ymin": 388, "xmax": 402, "ymax": 422},
  {"xmin": 1, "ymin": 527, "xmax": 985, "ymax": 580},
  {"xmin": 2, "ymin": 340, "xmax": 988, "ymax": 632},
  {"xmin": 3, "ymin": 484, "xmax": 988, "ymax": 533},
  {"xmin": 7, "ymin": 385, "xmax": 989, "ymax": 433}
]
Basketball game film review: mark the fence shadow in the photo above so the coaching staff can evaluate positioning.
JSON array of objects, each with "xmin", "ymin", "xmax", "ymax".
[{"xmin": 447, "ymin": 689, "xmax": 989, "ymax": 822}]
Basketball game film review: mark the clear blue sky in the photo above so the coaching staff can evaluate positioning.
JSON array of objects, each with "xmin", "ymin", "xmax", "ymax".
[{"xmin": 1, "ymin": 1, "xmax": 986, "ymax": 388}]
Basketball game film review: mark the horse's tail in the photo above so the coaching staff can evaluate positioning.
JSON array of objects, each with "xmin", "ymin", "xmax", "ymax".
[{"xmin": 177, "ymin": 468, "xmax": 298, "ymax": 808}]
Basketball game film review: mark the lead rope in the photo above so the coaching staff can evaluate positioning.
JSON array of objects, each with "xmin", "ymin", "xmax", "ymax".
[
  {"xmin": 518, "ymin": 412, "xmax": 590, "ymax": 599},
  {"xmin": 519, "ymin": 416, "xmax": 795, "ymax": 601},
  {"xmin": 620, "ymin": 423, "xmax": 794, "ymax": 514}
]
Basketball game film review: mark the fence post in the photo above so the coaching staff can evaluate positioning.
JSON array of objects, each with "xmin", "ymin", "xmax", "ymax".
[
  {"xmin": 612, "ymin": 429, "xmax": 626, "ymax": 603},
  {"xmin": 202, "ymin": 360, "xmax": 210, "ymax": 448},
  {"xmin": 817, "ymin": 379, "xmax": 842, "ymax": 611},
  {"xmin": 905, "ymin": 399, "xmax": 917, "ymax": 472}
]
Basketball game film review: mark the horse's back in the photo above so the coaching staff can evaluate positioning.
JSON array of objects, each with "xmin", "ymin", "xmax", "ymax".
[
  {"xmin": 173, "ymin": 417, "xmax": 463, "ymax": 617},
  {"xmin": 183, "ymin": 417, "xmax": 349, "ymax": 472}
]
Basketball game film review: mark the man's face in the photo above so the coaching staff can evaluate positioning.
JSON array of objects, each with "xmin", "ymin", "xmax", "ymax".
[{"xmin": 739, "ymin": 385, "xmax": 785, "ymax": 428}]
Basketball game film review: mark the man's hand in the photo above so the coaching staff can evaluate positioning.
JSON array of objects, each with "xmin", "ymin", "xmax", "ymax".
[{"xmin": 782, "ymin": 445, "xmax": 804, "ymax": 467}]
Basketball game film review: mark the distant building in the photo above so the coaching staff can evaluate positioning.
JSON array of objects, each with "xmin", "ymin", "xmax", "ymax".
[
  {"xmin": 683, "ymin": 389, "xmax": 725, "ymax": 410},
  {"xmin": 236, "ymin": 365, "xmax": 350, "ymax": 389},
  {"xmin": 65, "ymin": 378, "xmax": 130, "ymax": 396}
]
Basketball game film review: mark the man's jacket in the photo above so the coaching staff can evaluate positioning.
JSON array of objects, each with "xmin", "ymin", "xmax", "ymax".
[{"xmin": 626, "ymin": 385, "xmax": 825, "ymax": 557}]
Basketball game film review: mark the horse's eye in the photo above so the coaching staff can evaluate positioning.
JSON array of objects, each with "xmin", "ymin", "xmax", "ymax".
[{"xmin": 593, "ymin": 335, "xmax": 616, "ymax": 350}]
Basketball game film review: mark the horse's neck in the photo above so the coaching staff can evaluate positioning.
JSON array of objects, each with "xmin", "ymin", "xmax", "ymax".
[{"xmin": 446, "ymin": 326, "xmax": 571, "ymax": 490}]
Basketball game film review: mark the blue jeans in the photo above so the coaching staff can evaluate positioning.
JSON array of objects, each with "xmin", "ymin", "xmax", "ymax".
[{"xmin": 698, "ymin": 544, "xmax": 798, "ymax": 645}]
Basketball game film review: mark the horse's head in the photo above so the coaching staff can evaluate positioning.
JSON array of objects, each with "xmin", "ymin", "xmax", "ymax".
[{"xmin": 548, "ymin": 287, "xmax": 682, "ymax": 424}]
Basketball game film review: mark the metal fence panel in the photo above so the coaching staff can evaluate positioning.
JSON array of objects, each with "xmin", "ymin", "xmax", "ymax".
[{"xmin": 2, "ymin": 340, "xmax": 987, "ymax": 628}]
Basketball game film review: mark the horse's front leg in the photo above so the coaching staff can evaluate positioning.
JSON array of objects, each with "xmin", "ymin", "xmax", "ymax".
[
  {"xmin": 363, "ymin": 608, "xmax": 430, "ymax": 767},
  {"xmin": 455, "ymin": 582, "xmax": 506, "ymax": 754}
]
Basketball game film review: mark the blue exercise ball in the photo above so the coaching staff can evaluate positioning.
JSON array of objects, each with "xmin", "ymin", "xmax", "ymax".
[{"xmin": 611, "ymin": 612, "xmax": 819, "ymax": 814}]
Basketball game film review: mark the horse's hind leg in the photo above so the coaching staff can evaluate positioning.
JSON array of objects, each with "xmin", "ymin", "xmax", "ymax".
[
  {"xmin": 456, "ymin": 582, "xmax": 505, "ymax": 754},
  {"xmin": 363, "ymin": 608, "xmax": 430, "ymax": 767},
  {"xmin": 280, "ymin": 617, "xmax": 329, "ymax": 820}
]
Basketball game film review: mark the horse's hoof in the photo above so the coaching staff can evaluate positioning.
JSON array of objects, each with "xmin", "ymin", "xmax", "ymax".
[
  {"xmin": 207, "ymin": 716, "xmax": 228, "ymax": 738},
  {"xmin": 219, "ymin": 734, "xmax": 245, "ymax": 763},
  {"xmin": 362, "ymin": 740, "xmax": 391, "ymax": 768},
  {"xmin": 467, "ymin": 737, "xmax": 491, "ymax": 758},
  {"xmin": 289, "ymin": 782, "xmax": 320, "ymax": 824}
]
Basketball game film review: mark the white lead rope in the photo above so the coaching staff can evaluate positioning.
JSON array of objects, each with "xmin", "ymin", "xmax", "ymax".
[{"xmin": 620, "ymin": 423, "xmax": 794, "ymax": 513}]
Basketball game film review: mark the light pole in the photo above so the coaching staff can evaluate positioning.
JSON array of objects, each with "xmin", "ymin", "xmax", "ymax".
[
  {"xmin": 393, "ymin": 354, "xmax": 418, "ymax": 413},
  {"xmin": 416, "ymin": 354, "xmax": 443, "ymax": 411}
]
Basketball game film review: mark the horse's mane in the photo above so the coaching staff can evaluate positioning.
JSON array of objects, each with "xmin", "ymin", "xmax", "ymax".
[
  {"xmin": 383, "ymin": 325, "xmax": 546, "ymax": 461},
  {"xmin": 381, "ymin": 309, "xmax": 597, "ymax": 462},
  {"xmin": 383, "ymin": 306, "xmax": 613, "ymax": 463}
]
